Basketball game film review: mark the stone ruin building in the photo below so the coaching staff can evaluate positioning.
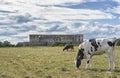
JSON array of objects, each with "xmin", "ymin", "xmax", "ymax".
[{"xmin": 22, "ymin": 34, "xmax": 83, "ymax": 46}]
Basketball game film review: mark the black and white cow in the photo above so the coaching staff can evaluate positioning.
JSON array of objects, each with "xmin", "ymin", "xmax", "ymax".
[
  {"xmin": 63, "ymin": 44, "xmax": 74, "ymax": 51},
  {"xmin": 75, "ymin": 38, "xmax": 117, "ymax": 70}
]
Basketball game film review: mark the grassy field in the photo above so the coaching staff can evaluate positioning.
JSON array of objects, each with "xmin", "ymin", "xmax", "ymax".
[{"xmin": 0, "ymin": 46, "xmax": 120, "ymax": 78}]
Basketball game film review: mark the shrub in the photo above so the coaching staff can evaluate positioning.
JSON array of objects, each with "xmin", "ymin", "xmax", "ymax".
[
  {"xmin": 116, "ymin": 39, "xmax": 120, "ymax": 46},
  {"xmin": 53, "ymin": 42, "xmax": 66, "ymax": 46}
]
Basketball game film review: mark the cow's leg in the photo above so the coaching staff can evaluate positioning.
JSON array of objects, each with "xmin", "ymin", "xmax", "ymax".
[
  {"xmin": 72, "ymin": 47, "xmax": 74, "ymax": 52},
  {"xmin": 71, "ymin": 48, "xmax": 72, "ymax": 51},
  {"xmin": 71, "ymin": 48, "xmax": 74, "ymax": 52},
  {"xmin": 89, "ymin": 58, "xmax": 92, "ymax": 69},
  {"xmin": 107, "ymin": 47, "xmax": 116, "ymax": 70},
  {"xmin": 113, "ymin": 49, "xmax": 116, "ymax": 69},
  {"xmin": 107, "ymin": 51, "xmax": 113, "ymax": 70},
  {"xmin": 86, "ymin": 55, "xmax": 91, "ymax": 70}
]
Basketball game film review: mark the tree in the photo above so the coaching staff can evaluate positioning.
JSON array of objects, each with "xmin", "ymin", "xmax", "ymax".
[
  {"xmin": 0, "ymin": 41, "xmax": 15, "ymax": 47},
  {"xmin": 0, "ymin": 41, "xmax": 3, "ymax": 47},
  {"xmin": 16, "ymin": 43, "xmax": 24, "ymax": 47},
  {"xmin": 2, "ymin": 41, "xmax": 11, "ymax": 47},
  {"xmin": 116, "ymin": 39, "xmax": 120, "ymax": 46}
]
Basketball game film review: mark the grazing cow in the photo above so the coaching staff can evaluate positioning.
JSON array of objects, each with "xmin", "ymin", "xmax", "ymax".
[
  {"xmin": 63, "ymin": 44, "xmax": 74, "ymax": 51},
  {"xmin": 75, "ymin": 38, "xmax": 117, "ymax": 70}
]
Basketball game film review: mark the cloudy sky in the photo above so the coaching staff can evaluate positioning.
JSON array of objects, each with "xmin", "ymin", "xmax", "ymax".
[{"xmin": 0, "ymin": 0, "xmax": 120, "ymax": 44}]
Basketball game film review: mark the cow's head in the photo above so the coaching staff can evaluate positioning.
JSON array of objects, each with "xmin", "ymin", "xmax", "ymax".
[
  {"xmin": 63, "ymin": 44, "xmax": 70, "ymax": 51},
  {"xmin": 75, "ymin": 48, "xmax": 84, "ymax": 69},
  {"xmin": 63, "ymin": 48, "xmax": 65, "ymax": 51}
]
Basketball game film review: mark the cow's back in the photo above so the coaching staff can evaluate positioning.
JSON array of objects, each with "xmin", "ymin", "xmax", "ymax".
[{"xmin": 79, "ymin": 38, "xmax": 116, "ymax": 55}]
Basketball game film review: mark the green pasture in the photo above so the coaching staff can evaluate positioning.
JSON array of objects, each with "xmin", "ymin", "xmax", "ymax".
[{"xmin": 0, "ymin": 46, "xmax": 120, "ymax": 78}]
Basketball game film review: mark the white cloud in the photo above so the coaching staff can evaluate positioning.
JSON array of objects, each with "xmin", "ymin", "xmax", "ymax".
[
  {"xmin": 0, "ymin": 0, "xmax": 115, "ymax": 23},
  {"xmin": 113, "ymin": 0, "xmax": 120, "ymax": 4},
  {"xmin": 13, "ymin": 0, "xmax": 96, "ymax": 5},
  {"xmin": 0, "ymin": 0, "xmax": 119, "ymax": 44},
  {"xmin": 42, "ymin": 7, "xmax": 115, "ymax": 22},
  {"xmin": 109, "ymin": 6, "xmax": 120, "ymax": 14}
]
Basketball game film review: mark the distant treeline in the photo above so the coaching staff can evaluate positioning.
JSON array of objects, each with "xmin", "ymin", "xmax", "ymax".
[
  {"xmin": 1, "ymin": 39, "xmax": 120, "ymax": 47},
  {"xmin": 0, "ymin": 41, "xmax": 14, "ymax": 47},
  {"xmin": 0, "ymin": 41, "xmax": 23, "ymax": 47}
]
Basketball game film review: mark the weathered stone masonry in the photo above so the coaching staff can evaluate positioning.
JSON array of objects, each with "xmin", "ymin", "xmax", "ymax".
[{"xmin": 24, "ymin": 34, "xmax": 83, "ymax": 46}]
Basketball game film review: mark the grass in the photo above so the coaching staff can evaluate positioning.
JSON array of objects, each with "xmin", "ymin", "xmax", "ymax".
[{"xmin": 0, "ymin": 46, "xmax": 120, "ymax": 78}]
